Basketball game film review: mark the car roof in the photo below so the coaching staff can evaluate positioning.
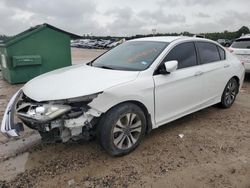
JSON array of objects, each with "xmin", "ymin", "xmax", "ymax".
[
  {"xmin": 131, "ymin": 36, "xmax": 184, "ymax": 43},
  {"xmin": 239, "ymin": 34, "xmax": 250, "ymax": 39},
  {"xmin": 130, "ymin": 36, "xmax": 214, "ymax": 43}
]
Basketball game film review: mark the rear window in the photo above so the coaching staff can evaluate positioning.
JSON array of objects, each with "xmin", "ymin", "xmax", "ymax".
[
  {"xmin": 218, "ymin": 46, "xmax": 226, "ymax": 60},
  {"xmin": 197, "ymin": 42, "xmax": 221, "ymax": 64},
  {"xmin": 231, "ymin": 38, "xmax": 250, "ymax": 49}
]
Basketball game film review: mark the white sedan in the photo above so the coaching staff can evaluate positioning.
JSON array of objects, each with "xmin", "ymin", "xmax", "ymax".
[{"xmin": 1, "ymin": 36, "xmax": 245, "ymax": 156}]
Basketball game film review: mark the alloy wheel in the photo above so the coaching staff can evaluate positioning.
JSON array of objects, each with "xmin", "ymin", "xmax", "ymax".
[
  {"xmin": 112, "ymin": 113, "xmax": 142, "ymax": 150},
  {"xmin": 225, "ymin": 80, "xmax": 237, "ymax": 105}
]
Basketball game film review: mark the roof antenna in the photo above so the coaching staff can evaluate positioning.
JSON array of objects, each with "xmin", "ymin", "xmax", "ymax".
[{"xmin": 152, "ymin": 28, "xmax": 156, "ymax": 37}]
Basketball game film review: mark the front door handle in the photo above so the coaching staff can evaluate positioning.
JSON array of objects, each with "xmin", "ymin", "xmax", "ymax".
[
  {"xmin": 224, "ymin": 64, "xmax": 230, "ymax": 68},
  {"xmin": 194, "ymin": 71, "xmax": 203, "ymax": 76}
]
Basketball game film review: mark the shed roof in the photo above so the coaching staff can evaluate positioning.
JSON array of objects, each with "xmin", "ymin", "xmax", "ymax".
[{"xmin": 3, "ymin": 23, "xmax": 82, "ymax": 47}]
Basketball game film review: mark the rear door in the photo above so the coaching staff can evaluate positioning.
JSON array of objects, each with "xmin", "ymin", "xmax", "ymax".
[
  {"xmin": 153, "ymin": 42, "xmax": 203, "ymax": 126},
  {"xmin": 196, "ymin": 42, "xmax": 230, "ymax": 106}
]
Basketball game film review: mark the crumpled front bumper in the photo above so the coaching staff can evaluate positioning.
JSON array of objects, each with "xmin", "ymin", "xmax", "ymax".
[
  {"xmin": 1, "ymin": 89, "xmax": 23, "ymax": 137},
  {"xmin": 1, "ymin": 89, "xmax": 102, "ymax": 141}
]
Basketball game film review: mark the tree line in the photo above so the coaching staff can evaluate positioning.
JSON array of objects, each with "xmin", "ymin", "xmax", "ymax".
[
  {"xmin": 0, "ymin": 35, "xmax": 12, "ymax": 43},
  {"xmin": 84, "ymin": 26, "xmax": 250, "ymax": 41},
  {"xmin": 1, "ymin": 26, "xmax": 249, "ymax": 42},
  {"xmin": 126, "ymin": 26, "xmax": 250, "ymax": 41}
]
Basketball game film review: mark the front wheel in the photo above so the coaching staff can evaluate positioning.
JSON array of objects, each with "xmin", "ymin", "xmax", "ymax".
[
  {"xmin": 220, "ymin": 78, "xmax": 239, "ymax": 108},
  {"xmin": 97, "ymin": 103, "xmax": 146, "ymax": 156}
]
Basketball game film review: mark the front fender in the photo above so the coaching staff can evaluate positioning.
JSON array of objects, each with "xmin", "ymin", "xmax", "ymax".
[{"xmin": 88, "ymin": 77, "xmax": 156, "ymax": 128}]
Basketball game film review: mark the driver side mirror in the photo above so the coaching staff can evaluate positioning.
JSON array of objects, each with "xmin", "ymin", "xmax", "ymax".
[{"xmin": 158, "ymin": 60, "xmax": 178, "ymax": 75}]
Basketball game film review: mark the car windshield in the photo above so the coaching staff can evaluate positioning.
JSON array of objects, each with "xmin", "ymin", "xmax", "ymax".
[
  {"xmin": 231, "ymin": 38, "xmax": 250, "ymax": 49},
  {"xmin": 91, "ymin": 41, "xmax": 168, "ymax": 71}
]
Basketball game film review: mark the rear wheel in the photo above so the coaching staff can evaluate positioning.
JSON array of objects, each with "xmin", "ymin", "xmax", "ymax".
[
  {"xmin": 220, "ymin": 78, "xmax": 239, "ymax": 108},
  {"xmin": 97, "ymin": 103, "xmax": 146, "ymax": 156}
]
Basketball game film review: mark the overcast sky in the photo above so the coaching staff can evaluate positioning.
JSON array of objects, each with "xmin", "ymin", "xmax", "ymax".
[{"xmin": 0, "ymin": 0, "xmax": 250, "ymax": 36}]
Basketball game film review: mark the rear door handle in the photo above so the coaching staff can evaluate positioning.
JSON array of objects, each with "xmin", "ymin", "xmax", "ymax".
[
  {"xmin": 194, "ymin": 71, "xmax": 203, "ymax": 76},
  {"xmin": 224, "ymin": 64, "xmax": 230, "ymax": 68}
]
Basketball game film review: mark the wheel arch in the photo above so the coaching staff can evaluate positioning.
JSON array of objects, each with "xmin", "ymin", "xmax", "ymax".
[
  {"xmin": 231, "ymin": 75, "xmax": 240, "ymax": 93},
  {"xmin": 103, "ymin": 100, "xmax": 153, "ymax": 134}
]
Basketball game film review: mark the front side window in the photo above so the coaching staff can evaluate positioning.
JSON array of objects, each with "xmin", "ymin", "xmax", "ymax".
[
  {"xmin": 92, "ymin": 41, "xmax": 168, "ymax": 71},
  {"xmin": 197, "ymin": 42, "xmax": 221, "ymax": 64},
  {"xmin": 163, "ymin": 42, "xmax": 197, "ymax": 69},
  {"xmin": 231, "ymin": 38, "xmax": 250, "ymax": 49}
]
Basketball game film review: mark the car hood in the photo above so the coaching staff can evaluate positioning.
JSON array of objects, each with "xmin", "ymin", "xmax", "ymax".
[{"xmin": 23, "ymin": 64, "xmax": 139, "ymax": 102}]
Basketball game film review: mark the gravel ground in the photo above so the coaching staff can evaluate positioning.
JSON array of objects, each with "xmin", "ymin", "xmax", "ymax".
[{"xmin": 0, "ymin": 49, "xmax": 250, "ymax": 188}]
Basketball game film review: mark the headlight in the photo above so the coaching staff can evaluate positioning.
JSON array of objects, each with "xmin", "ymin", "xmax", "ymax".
[
  {"xmin": 65, "ymin": 92, "xmax": 102, "ymax": 103},
  {"xmin": 17, "ymin": 104, "xmax": 71, "ymax": 122},
  {"xmin": 16, "ymin": 92, "xmax": 102, "ymax": 122}
]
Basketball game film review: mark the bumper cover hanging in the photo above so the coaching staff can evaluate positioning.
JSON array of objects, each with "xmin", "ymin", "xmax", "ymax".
[{"xmin": 1, "ymin": 90, "xmax": 23, "ymax": 137}]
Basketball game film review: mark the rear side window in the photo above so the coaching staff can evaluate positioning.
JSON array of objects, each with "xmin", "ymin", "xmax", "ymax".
[
  {"xmin": 231, "ymin": 38, "xmax": 250, "ymax": 49},
  {"xmin": 197, "ymin": 42, "xmax": 220, "ymax": 64},
  {"xmin": 218, "ymin": 46, "xmax": 226, "ymax": 60},
  {"xmin": 164, "ymin": 42, "xmax": 197, "ymax": 69}
]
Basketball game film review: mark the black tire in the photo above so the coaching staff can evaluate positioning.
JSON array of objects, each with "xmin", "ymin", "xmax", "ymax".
[
  {"xmin": 220, "ymin": 78, "xmax": 239, "ymax": 108},
  {"xmin": 97, "ymin": 103, "xmax": 146, "ymax": 156}
]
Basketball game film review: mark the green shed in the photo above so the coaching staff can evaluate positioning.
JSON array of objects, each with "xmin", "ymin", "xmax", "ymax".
[{"xmin": 0, "ymin": 23, "xmax": 81, "ymax": 84}]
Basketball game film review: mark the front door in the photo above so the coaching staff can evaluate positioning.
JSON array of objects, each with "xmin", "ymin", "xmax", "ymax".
[{"xmin": 153, "ymin": 42, "xmax": 202, "ymax": 126}]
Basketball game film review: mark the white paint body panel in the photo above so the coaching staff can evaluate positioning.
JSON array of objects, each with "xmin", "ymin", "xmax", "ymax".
[
  {"xmin": 19, "ymin": 37, "xmax": 245, "ymax": 130},
  {"xmin": 229, "ymin": 47, "xmax": 250, "ymax": 72},
  {"xmin": 88, "ymin": 74, "xmax": 156, "ymax": 126},
  {"xmin": 229, "ymin": 35, "xmax": 250, "ymax": 73},
  {"xmin": 153, "ymin": 66, "xmax": 203, "ymax": 125},
  {"xmin": 23, "ymin": 64, "xmax": 139, "ymax": 102}
]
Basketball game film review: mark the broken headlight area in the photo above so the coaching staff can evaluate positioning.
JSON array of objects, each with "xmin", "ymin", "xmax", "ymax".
[
  {"xmin": 17, "ymin": 103, "xmax": 72, "ymax": 123},
  {"xmin": 15, "ymin": 92, "xmax": 102, "ymax": 142}
]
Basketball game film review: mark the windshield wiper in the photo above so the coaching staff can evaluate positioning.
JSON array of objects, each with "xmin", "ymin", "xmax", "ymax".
[
  {"xmin": 89, "ymin": 62, "xmax": 114, "ymax": 70},
  {"xmin": 98, "ymin": 66, "xmax": 114, "ymax": 70},
  {"xmin": 87, "ymin": 60, "xmax": 95, "ymax": 66}
]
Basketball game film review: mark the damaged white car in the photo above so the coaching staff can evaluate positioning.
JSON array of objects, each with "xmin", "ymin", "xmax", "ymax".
[{"xmin": 1, "ymin": 37, "xmax": 245, "ymax": 156}]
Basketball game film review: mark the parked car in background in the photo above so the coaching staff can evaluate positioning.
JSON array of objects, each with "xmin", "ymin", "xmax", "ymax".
[
  {"xmin": 107, "ymin": 41, "xmax": 120, "ymax": 48},
  {"xmin": 70, "ymin": 40, "xmax": 80, "ymax": 48},
  {"xmin": 1, "ymin": 36, "xmax": 245, "ymax": 156},
  {"xmin": 229, "ymin": 34, "xmax": 250, "ymax": 72},
  {"xmin": 96, "ymin": 40, "xmax": 112, "ymax": 48},
  {"xmin": 71, "ymin": 39, "xmax": 119, "ymax": 49},
  {"xmin": 217, "ymin": 39, "xmax": 232, "ymax": 47},
  {"xmin": 71, "ymin": 39, "xmax": 90, "ymax": 48},
  {"xmin": 85, "ymin": 40, "xmax": 98, "ymax": 48}
]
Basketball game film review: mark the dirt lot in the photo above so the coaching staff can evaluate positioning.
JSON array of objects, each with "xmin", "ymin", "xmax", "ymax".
[
  {"xmin": 71, "ymin": 48, "xmax": 106, "ymax": 64},
  {"xmin": 0, "ymin": 49, "xmax": 250, "ymax": 188}
]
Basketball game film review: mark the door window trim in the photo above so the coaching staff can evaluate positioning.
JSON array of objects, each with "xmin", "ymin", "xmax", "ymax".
[
  {"xmin": 154, "ymin": 41, "xmax": 199, "ymax": 75},
  {"xmin": 195, "ymin": 41, "xmax": 223, "ymax": 64},
  {"xmin": 217, "ymin": 46, "xmax": 226, "ymax": 60}
]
